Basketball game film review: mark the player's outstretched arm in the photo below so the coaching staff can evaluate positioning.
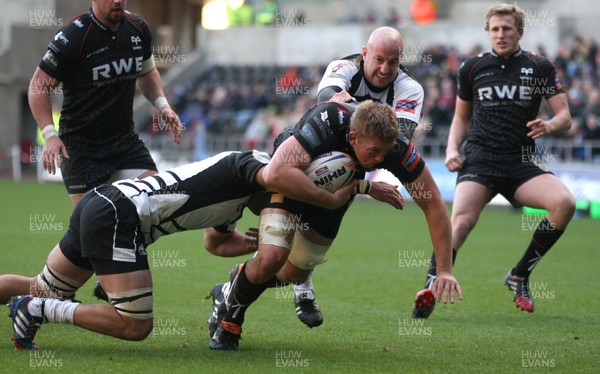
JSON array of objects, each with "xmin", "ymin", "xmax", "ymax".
[{"xmin": 409, "ymin": 166, "xmax": 463, "ymax": 304}]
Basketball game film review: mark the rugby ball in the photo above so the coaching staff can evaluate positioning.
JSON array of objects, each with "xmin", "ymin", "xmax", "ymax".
[{"xmin": 304, "ymin": 151, "xmax": 356, "ymax": 192}]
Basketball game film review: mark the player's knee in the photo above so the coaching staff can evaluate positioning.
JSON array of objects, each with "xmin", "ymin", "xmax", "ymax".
[
  {"xmin": 557, "ymin": 192, "xmax": 576, "ymax": 218},
  {"xmin": 545, "ymin": 190, "xmax": 576, "ymax": 223},
  {"xmin": 120, "ymin": 318, "xmax": 154, "ymax": 341},
  {"xmin": 255, "ymin": 249, "xmax": 288, "ymax": 277},
  {"xmin": 106, "ymin": 287, "xmax": 154, "ymax": 340},
  {"xmin": 453, "ymin": 214, "xmax": 477, "ymax": 235}
]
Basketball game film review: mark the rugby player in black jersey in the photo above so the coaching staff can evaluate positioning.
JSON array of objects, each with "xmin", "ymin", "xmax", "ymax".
[
  {"xmin": 208, "ymin": 100, "xmax": 462, "ymax": 350},
  {"xmin": 414, "ymin": 2, "xmax": 575, "ymax": 318},
  {"xmin": 1, "ymin": 150, "xmax": 357, "ymax": 350},
  {"xmin": 28, "ymin": 0, "xmax": 182, "ymax": 313},
  {"xmin": 28, "ymin": 0, "xmax": 182, "ymax": 207},
  {"xmin": 291, "ymin": 26, "xmax": 427, "ymax": 327}
]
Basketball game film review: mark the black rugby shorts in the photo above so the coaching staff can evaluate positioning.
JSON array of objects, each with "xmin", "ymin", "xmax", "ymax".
[
  {"xmin": 60, "ymin": 136, "xmax": 156, "ymax": 194},
  {"xmin": 59, "ymin": 185, "xmax": 149, "ymax": 275}
]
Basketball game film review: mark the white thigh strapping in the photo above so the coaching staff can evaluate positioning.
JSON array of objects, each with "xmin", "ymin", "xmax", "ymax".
[
  {"xmin": 259, "ymin": 213, "xmax": 295, "ymax": 249},
  {"xmin": 107, "ymin": 287, "xmax": 153, "ymax": 320},
  {"xmin": 287, "ymin": 231, "xmax": 330, "ymax": 270},
  {"xmin": 37, "ymin": 264, "xmax": 83, "ymax": 300}
]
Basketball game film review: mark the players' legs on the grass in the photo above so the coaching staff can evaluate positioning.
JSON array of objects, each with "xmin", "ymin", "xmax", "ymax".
[
  {"xmin": 75, "ymin": 268, "xmax": 154, "ymax": 340},
  {"xmin": 450, "ymin": 181, "xmax": 493, "ymax": 252},
  {"xmin": 7, "ymin": 246, "xmax": 83, "ymax": 349},
  {"xmin": 499, "ymin": 174, "xmax": 574, "ymax": 313},
  {"xmin": 211, "ymin": 208, "xmax": 295, "ymax": 350},
  {"xmin": 285, "ymin": 229, "xmax": 331, "ymax": 327},
  {"xmin": 8, "ymin": 243, "xmax": 155, "ymax": 348},
  {"xmin": 510, "ymin": 173, "xmax": 575, "ymax": 278},
  {"xmin": 0, "ymin": 275, "xmax": 37, "ymax": 305},
  {"xmin": 513, "ymin": 174, "xmax": 575, "ymax": 231},
  {"xmin": 5, "ymin": 245, "xmax": 91, "ymax": 349},
  {"xmin": 282, "ymin": 229, "xmax": 330, "ymax": 281}
]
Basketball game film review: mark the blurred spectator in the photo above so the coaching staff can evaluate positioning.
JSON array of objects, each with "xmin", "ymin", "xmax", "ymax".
[
  {"xmin": 567, "ymin": 79, "xmax": 586, "ymax": 122},
  {"xmin": 435, "ymin": 76, "xmax": 456, "ymax": 126},
  {"xmin": 385, "ymin": 8, "xmax": 404, "ymax": 27},
  {"xmin": 583, "ymin": 87, "xmax": 600, "ymax": 117},
  {"xmin": 364, "ymin": 9, "xmax": 377, "ymax": 24},
  {"xmin": 574, "ymin": 113, "xmax": 600, "ymax": 161},
  {"xmin": 444, "ymin": 47, "xmax": 461, "ymax": 75},
  {"xmin": 582, "ymin": 113, "xmax": 600, "ymax": 140}
]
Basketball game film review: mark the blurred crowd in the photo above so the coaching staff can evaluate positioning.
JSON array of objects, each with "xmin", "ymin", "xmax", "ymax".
[{"xmin": 149, "ymin": 33, "xmax": 600, "ymax": 162}]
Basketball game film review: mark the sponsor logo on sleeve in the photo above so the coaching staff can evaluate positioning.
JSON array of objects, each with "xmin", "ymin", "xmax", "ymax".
[
  {"xmin": 42, "ymin": 50, "xmax": 59, "ymax": 70},
  {"xmin": 331, "ymin": 62, "xmax": 347, "ymax": 73},
  {"xmin": 402, "ymin": 143, "xmax": 421, "ymax": 172},
  {"xmin": 554, "ymin": 77, "xmax": 563, "ymax": 90},
  {"xmin": 395, "ymin": 100, "xmax": 418, "ymax": 114},
  {"xmin": 53, "ymin": 31, "xmax": 69, "ymax": 45},
  {"xmin": 299, "ymin": 125, "xmax": 321, "ymax": 150}
]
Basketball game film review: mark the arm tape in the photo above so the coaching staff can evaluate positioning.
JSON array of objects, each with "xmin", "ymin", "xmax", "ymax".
[
  {"xmin": 42, "ymin": 124, "xmax": 58, "ymax": 140},
  {"xmin": 154, "ymin": 96, "xmax": 170, "ymax": 111},
  {"xmin": 140, "ymin": 55, "xmax": 156, "ymax": 75},
  {"xmin": 354, "ymin": 180, "xmax": 371, "ymax": 194}
]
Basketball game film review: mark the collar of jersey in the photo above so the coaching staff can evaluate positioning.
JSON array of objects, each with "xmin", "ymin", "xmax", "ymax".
[
  {"xmin": 88, "ymin": 8, "xmax": 121, "ymax": 33},
  {"xmin": 490, "ymin": 48, "xmax": 523, "ymax": 63}
]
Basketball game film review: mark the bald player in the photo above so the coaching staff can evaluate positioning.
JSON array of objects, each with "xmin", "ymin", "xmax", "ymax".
[{"xmin": 292, "ymin": 27, "xmax": 426, "ymax": 326}]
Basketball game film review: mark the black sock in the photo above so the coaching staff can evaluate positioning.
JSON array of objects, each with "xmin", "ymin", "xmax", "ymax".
[
  {"xmin": 264, "ymin": 275, "xmax": 287, "ymax": 289},
  {"xmin": 513, "ymin": 219, "xmax": 564, "ymax": 278},
  {"xmin": 425, "ymin": 248, "xmax": 457, "ymax": 288},
  {"xmin": 224, "ymin": 263, "xmax": 269, "ymax": 326}
]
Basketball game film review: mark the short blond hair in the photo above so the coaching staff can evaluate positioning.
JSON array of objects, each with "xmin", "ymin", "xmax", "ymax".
[
  {"xmin": 350, "ymin": 101, "xmax": 399, "ymax": 144},
  {"xmin": 484, "ymin": 2, "xmax": 525, "ymax": 31}
]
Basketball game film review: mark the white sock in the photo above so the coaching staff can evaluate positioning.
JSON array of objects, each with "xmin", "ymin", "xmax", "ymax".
[
  {"xmin": 28, "ymin": 298, "xmax": 78, "ymax": 324},
  {"xmin": 294, "ymin": 273, "xmax": 313, "ymax": 292},
  {"xmin": 27, "ymin": 297, "xmax": 45, "ymax": 318}
]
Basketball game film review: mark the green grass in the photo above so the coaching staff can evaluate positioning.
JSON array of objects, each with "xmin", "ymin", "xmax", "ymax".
[{"xmin": 0, "ymin": 179, "xmax": 598, "ymax": 373}]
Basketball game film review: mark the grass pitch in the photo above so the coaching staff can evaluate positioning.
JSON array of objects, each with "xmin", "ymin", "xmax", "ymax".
[{"xmin": 0, "ymin": 179, "xmax": 598, "ymax": 373}]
